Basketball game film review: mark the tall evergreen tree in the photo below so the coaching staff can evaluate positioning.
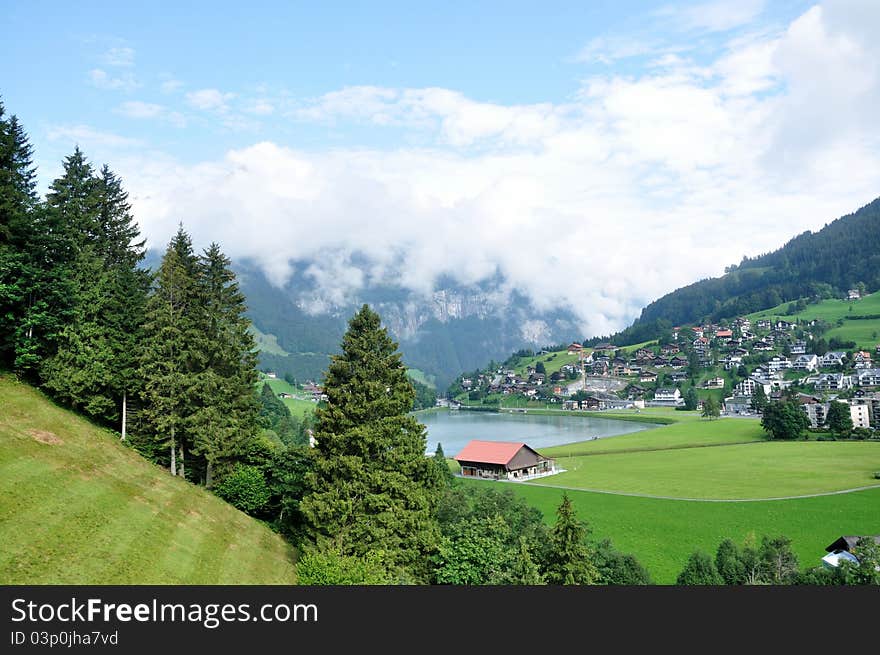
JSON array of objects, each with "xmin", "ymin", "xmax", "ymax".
[
  {"xmin": 300, "ymin": 304, "xmax": 442, "ymax": 579},
  {"xmin": 139, "ymin": 227, "xmax": 202, "ymax": 476},
  {"xmin": 188, "ymin": 243, "xmax": 260, "ymax": 487},
  {"xmin": 0, "ymin": 104, "xmax": 39, "ymax": 368},
  {"xmin": 543, "ymin": 493, "xmax": 598, "ymax": 585},
  {"xmin": 40, "ymin": 163, "xmax": 148, "ymax": 429}
]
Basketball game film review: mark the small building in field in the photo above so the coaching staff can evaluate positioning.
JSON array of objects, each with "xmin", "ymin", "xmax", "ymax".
[
  {"xmin": 454, "ymin": 440, "xmax": 557, "ymax": 481},
  {"xmin": 822, "ymin": 535, "xmax": 880, "ymax": 569}
]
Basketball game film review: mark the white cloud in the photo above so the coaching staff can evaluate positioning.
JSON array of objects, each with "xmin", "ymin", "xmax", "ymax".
[
  {"xmin": 102, "ymin": 46, "xmax": 135, "ymax": 67},
  {"xmin": 46, "ymin": 124, "xmax": 144, "ymax": 149},
  {"xmin": 116, "ymin": 1, "xmax": 880, "ymax": 338},
  {"xmin": 574, "ymin": 36, "xmax": 670, "ymax": 65},
  {"xmin": 246, "ymin": 99, "xmax": 275, "ymax": 115},
  {"xmin": 185, "ymin": 88, "xmax": 235, "ymax": 111},
  {"xmin": 116, "ymin": 101, "xmax": 187, "ymax": 127},
  {"xmin": 160, "ymin": 77, "xmax": 184, "ymax": 94},
  {"xmin": 660, "ymin": 0, "xmax": 766, "ymax": 33},
  {"xmin": 89, "ymin": 68, "xmax": 140, "ymax": 92}
]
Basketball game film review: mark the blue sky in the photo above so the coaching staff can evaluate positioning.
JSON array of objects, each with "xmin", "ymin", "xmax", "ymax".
[{"xmin": 2, "ymin": 1, "xmax": 878, "ymax": 337}]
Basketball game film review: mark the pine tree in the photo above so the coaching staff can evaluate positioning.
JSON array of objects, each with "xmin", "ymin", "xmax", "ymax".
[
  {"xmin": 188, "ymin": 243, "xmax": 260, "ymax": 487},
  {"xmin": 139, "ymin": 227, "xmax": 202, "ymax": 476},
  {"xmin": 508, "ymin": 536, "xmax": 545, "ymax": 585},
  {"xmin": 0, "ymin": 104, "xmax": 40, "ymax": 368},
  {"xmin": 300, "ymin": 304, "xmax": 442, "ymax": 579},
  {"xmin": 40, "ymin": 163, "xmax": 148, "ymax": 429},
  {"xmin": 676, "ymin": 551, "xmax": 724, "ymax": 585},
  {"xmin": 432, "ymin": 442, "xmax": 454, "ymax": 486},
  {"xmin": 543, "ymin": 493, "xmax": 598, "ymax": 585}
]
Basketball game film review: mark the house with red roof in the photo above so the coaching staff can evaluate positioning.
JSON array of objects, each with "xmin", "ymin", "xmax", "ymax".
[{"xmin": 454, "ymin": 440, "xmax": 557, "ymax": 481}]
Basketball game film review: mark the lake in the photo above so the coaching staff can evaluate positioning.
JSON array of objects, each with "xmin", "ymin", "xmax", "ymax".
[{"xmin": 419, "ymin": 410, "xmax": 657, "ymax": 456}]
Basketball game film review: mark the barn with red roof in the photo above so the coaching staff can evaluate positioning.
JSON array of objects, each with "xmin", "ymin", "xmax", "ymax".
[{"xmin": 454, "ymin": 440, "xmax": 556, "ymax": 481}]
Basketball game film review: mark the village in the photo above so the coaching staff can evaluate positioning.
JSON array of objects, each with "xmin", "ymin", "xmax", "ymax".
[{"xmin": 448, "ymin": 291, "xmax": 880, "ymax": 434}]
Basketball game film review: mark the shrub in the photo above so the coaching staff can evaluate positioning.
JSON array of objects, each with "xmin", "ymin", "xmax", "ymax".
[{"xmin": 214, "ymin": 464, "xmax": 271, "ymax": 514}]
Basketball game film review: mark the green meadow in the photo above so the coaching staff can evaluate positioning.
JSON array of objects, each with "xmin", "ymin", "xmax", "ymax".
[{"xmin": 0, "ymin": 376, "xmax": 298, "ymax": 584}]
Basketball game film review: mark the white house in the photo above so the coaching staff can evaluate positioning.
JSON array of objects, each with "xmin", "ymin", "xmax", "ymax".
[
  {"xmin": 820, "ymin": 351, "xmax": 847, "ymax": 368},
  {"xmin": 815, "ymin": 373, "xmax": 852, "ymax": 391},
  {"xmin": 855, "ymin": 369, "xmax": 880, "ymax": 387},
  {"xmin": 790, "ymin": 340, "xmax": 807, "ymax": 355},
  {"xmin": 768, "ymin": 356, "xmax": 792, "ymax": 373},
  {"xmin": 792, "ymin": 354, "xmax": 819, "ymax": 372},
  {"xmin": 651, "ymin": 388, "xmax": 683, "ymax": 406},
  {"xmin": 734, "ymin": 377, "xmax": 771, "ymax": 397},
  {"xmin": 849, "ymin": 402, "xmax": 871, "ymax": 429},
  {"xmin": 854, "ymin": 351, "xmax": 873, "ymax": 369},
  {"xmin": 703, "ymin": 377, "xmax": 725, "ymax": 388}
]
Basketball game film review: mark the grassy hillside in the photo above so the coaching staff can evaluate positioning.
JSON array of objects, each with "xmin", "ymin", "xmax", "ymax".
[
  {"xmin": 748, "ymin": 290, "xmax": 880, "ymax": 349},
  {"xmin": 259, "ymin": 375, "xmax": 317, "ymax": 418},
  {"xmin": 0, "ymin": 375, "xmax": 297, "ymax": 584}
]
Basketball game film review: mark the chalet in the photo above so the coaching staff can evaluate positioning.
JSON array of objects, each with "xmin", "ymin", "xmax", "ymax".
[
  {"xmin": 670, "ymin": 356, "xmax": 688, "ymax": 369},
  {"xmin": 567, "ymin": 343, "xmax": 583, "ymax": 354},
  {"xmin": 265, "ymin": 372, "xmax": 277, "ymax": 379},
  {"xmin": 594, "ymin": 342, "xmax": 616, "ymax": 352},
  {"xmin": 627, "ymin": 384, "xmax": 647, "ymax": 398},
  {"xmin": 691, "ymin": 327, "xmax": 704, "ymax": 338},
  {"xmin": 792, "ymin": 354, "xmax": 819, "ymax": 372},
  {"xmin": 753, "ymin": 340, "xmax": 774, "ymax": 351},
  {"xmin": 670, "ymin": 371, "xmax": 689, "ymax": 383},
  {"xmin": 660, "ymin": 344, "xmax": 680, "ymax": 356},
  {"xmin": 635, "ymin": 348, "xmax": 655, "ymax": 359},
  {"xmin": 733, "ymin": 347, "xmax": 750, "ymax": 357},
  {"xmin": 694, "ymin": 336, "xmax": 710, "ymax": 352},
  {"xmin": 671, "ymin": 327, "xmax": 681, "ymax": 340},
  {"xmin": 278, "ymin": 392, "xmax": 293, "ymax": 399},
  {"xmin": 653, "ymin": 357, "xmax": 669, "ymax": 368},
  {"xmin": 703, "ymin": 376, "xmax": 725, "ymax": 389},
  {"xmin": 714, "ymin": 329, "xmax": 733, "ymax": 339},
  {"xmin": 854, "ymin": 351, "xmax": 873, "ymax": 369},
  {"xmin": 820, "ymin": 351, "xmax": 846, "ymax": 368},
  {"xmin": 847, "ymin": 289, "xmax": 861, "ymax": 300},
  {"xmin": 775, "ymin": 320, "xmax": 794, "ymax": 331},
  {"xmin": 791, "ymin": 340, "xmax": 807, "ymax": 355},
  {"xmin": 756, "ymin": 319, "xmax": 771, "ymax": 330},
  {"xmin": 454, "ymin": 441, "xmax": 557, "ymax": 481},
  {"xmin": 822, "ymin": 536, "xmax": 880, "ymax": 569},
  {"xmin": 639, "ymin": 371, "xmax": 658, "ymax": 383}
]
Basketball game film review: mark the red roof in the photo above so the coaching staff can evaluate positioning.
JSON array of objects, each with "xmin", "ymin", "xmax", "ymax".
[
  {"xmin": 715, "ymin": 329, "xmax": 733, "ymax": 337},
  {"xmin": 454, "ymin": 440, "xmax": 527, "ymax": 465}
]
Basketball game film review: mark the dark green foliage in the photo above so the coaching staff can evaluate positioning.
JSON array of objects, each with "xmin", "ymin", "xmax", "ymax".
[
  {"xmin": 262, "ymin": 444, "xmax": 314, "ymax": 541},
  {"xmin": 825, "ymin": 401, "xmax": 853, "ymax": 437},
  {"xmin": 213, "ymin": 464, "xmax": 271, "ymax": 514},
  {"xmin": 701, "ymin": 396, "xmax": 720, "ymax": 420},
  {"xmin": 750, "ymin": 386, "xmax": 768, "ymax": 414},
  {"xmin": 594, "ymin": 539, "xmax": 653, "ymax": 585},
  {"xmin": 543, "ymin": 493, "xmax": 598, "ymax": 585},
  {"xmin": 684, "ymin": 386, "xmax": 698, "ymax": 411},
  {"xmin": 258, "ymin": 383, "xmax": 303, "ymax": 445},
  {"xmin": 676, "ymin": 551, "xmax": 724, "ymax": 585},
  {"xmin": 715, "ymin": 538, "xmax": 746, "ymax": 585},
  {"xmin": 432, "ymin": 484, "xmax": 548, "ymax": 585},
  {"xmin": 432, "ymin": 442, "xmax": 454, "ymax": 486},
  {"xmin": 300, "ymin": 305, "xmax": 442, "ymax": 579},
  {"xmin": 411, "ymin": 376, "xmax": 437, "ymax": 410},
  {"xmin": 761, "ymin": 400, "xmax": 810, "ymax": 440}
]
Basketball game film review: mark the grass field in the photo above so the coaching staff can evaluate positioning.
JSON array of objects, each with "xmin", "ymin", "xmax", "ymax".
[
  {"xmin": 260, "ymin": 376, "xmax": 317, "ymax": 418},
  {"xmin": 0, "ymin": 375, "xmax": 298, "ymax": 584},
  {"xmin": 535, "ymin": 440, "xmax": 880, "ymax": 499},
  {"xmin": 510, "ymin": 349, "xmax": 586, "ymax": 377},
  {"xmin": 481, "ymin": 481, "xmax": 880, "ymax": 583}
]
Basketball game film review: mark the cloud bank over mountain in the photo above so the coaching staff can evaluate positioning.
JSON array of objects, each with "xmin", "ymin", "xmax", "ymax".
[{"xmin": 53, "ymin": 1, "xmax": 880, "ymax": 338}]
